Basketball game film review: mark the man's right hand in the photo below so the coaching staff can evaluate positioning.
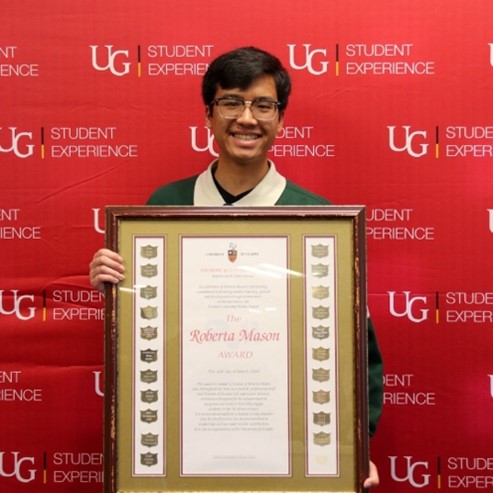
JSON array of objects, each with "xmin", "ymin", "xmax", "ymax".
[{"xmin": 89, "ymin": 248, "xmax": 125, "ymax": 293}]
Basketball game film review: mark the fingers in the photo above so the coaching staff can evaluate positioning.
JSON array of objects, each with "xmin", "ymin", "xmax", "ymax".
[
  {"xmin": 363, "ymin": 461, "xmax": 380, "ymax": 488},
  {"xmin": 89, "ymin": 248, "xmax": 125, "ymax": 292},
  {"xmin": 363, "ymin": 461, "xmax": 380, "ymax": 489}
]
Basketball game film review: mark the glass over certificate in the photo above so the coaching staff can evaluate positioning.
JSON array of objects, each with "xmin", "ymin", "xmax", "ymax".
[{"xmin": 104, "ymin": 206, "xmax": 369, "ymax": 493}]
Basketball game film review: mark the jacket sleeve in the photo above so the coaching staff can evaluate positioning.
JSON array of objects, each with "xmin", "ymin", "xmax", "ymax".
[{"xmin": 367, "ymin": 317, "xmax": 384, "ymax": 437}]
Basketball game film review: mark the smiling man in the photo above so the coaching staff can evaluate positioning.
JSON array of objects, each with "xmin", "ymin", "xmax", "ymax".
[
  {"xmin": 144, "ymin": 47, "xmax": 329, "ymax": 207},
  {"xmin": 90, "ymin": 47, "xmax": 382, "ymax": 488}
]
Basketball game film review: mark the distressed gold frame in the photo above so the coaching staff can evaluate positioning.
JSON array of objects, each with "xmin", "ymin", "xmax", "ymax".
[{"xmin": 104, "ymin": 206, "xmax": 368, "ymax": 493}]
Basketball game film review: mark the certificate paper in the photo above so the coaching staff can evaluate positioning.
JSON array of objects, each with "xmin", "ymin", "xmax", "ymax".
[{"xmin": 181, "ymin": 236, "xmax": 290, "ymax": 476}]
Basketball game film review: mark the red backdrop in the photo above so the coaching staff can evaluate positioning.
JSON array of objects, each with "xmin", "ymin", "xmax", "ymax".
[{"xmin": 2, "ymin": 1, "xmax": 493, "ymax": 491}]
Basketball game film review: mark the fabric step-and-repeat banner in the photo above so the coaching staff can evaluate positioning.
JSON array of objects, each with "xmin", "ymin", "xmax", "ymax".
[{"xmin": 2, "ymin": 1, "xmax": 492, "ymax": 491}]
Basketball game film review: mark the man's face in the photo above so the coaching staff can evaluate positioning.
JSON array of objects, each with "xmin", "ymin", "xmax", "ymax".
[{"xmin": 206, "ymin": 75, "xmax": 284, "ymax": 167}]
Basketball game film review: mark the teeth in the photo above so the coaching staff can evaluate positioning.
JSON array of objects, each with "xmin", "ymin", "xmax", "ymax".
[{"xmin": 233, "ymin": 134, "xmax": 258, "ymax": 140}]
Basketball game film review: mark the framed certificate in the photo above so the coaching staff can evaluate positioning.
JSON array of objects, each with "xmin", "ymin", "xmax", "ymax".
[{"xmin": 104, "ymin": 206, "xmax": 369, "ymax": 493}]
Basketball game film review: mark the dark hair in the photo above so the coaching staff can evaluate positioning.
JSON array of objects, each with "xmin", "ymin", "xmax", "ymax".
[{"xmin": 202, "ymin": 46, "xmax": 292, "ymax": 112}]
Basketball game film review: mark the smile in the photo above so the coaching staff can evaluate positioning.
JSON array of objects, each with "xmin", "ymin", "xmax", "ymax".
[{"xmin": 232, "ymin": 133, "xmax": 260, "ymax": 141}]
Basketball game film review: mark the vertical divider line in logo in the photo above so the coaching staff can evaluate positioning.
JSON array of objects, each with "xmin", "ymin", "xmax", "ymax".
[
  {"xmin": 42, "ymin": 289, "xmax": 47, "ymax": 321},
  {"xmin": 40, "ymin": 127, "xmax": 45, "ymax": 159},
  {"xmin": 435, "ymin": 126, "xmax": 440, "ymax": 159},
  {"xmin": 436, "ymin": 456, "xmax": 441, "ymax": 489},
  {"xmin": 435, "ymin": 291, "xmax": 440, "ymax": 324},
  {"xmin": 137, "ymin": 45, "xmax": 141, "ymax": 77},
  {"xmin": 43, "ymin": 451, "xmax": 47, "ymax": 483},
  {"xmin": 335, "ymin": 44, "xmax": 339, "ymax": 76}
]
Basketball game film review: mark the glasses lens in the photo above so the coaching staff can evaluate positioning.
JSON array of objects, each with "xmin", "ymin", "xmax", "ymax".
[
  {"xmin": 217, "ymin": 99, "xmax": 244, "ymax": 118},
  {"xmin": 251, "ymin": 100, "xmax": 277, "ymax": 119}
]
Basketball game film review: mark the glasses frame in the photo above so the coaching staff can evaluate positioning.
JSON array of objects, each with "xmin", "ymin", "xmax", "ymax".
[{"xmin": 212, "ymin": 97, "xmax": 282, "ymax": 121}]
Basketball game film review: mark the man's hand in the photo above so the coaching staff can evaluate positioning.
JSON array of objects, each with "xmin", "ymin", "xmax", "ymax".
[
  {"xmin": 363, "ymin": 461, "xmax": 379, "ymax": 489},
  {"xmin": 89, "ymin": 248, "xmax": 125, "ymax": 293}
]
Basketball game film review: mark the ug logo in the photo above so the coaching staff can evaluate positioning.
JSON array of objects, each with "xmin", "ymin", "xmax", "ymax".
[
  {"xmin": 0, "ymin": 452, "xmax": 36, "ymax": 483},
  {"xmin": 0, "ymin": 290, "xmax": 36, "ymax": 321},
  {"xmin": 287, "ymin": 44, "xmax": 329, "ymax": 75},
  {"xmin": 0, "ymin": 127, "xmax": 34, "ymax": 158},
  {"xmin": 388, "ymin": 291, "xmax": 429, "ymax": 323},
  {"xmin": 389, "ymin": 456, "xmax": 431, "ymax": 488},
  {"xmin": 388, "ymin": 125, "xmax": 429, "ymax": 158},
  {"xmin": 190, "ymin": 126, "xmax": 218, "ymax": 157},
  {"xmin": 93, "ymin": 370, "xmax": 104, "ymax": 397},
  {"xmin": 90, "ymin": 45, "xmax": 131, "ymax": 76},
  {"xmin": 92, "ymin": 208, "xmax": 105, "ymax": 235}
]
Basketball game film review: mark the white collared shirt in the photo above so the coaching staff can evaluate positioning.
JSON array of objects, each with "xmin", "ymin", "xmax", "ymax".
[{"xmin": 193, "ymin": 160, "xmax": 287, "ymax": 206}]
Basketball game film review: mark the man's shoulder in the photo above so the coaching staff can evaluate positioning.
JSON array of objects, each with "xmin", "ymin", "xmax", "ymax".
[
  {"xmin": 276, "ymin": 180, "xmax": 331, "ymax": 205},
  {"xmin": 146, "ymin": 175, "xmax": 198, "ymax": 205}
]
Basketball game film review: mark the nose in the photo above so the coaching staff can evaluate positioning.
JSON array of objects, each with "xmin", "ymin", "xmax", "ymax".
[{"xmin": 236, "ymin": 101, "xmax": 257, "ymax": 123}]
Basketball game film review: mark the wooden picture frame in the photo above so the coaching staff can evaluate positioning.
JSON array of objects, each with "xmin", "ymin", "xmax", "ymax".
[{"xmin": 104, "ymin": 205, "xmax": 368, "ymax": 493}]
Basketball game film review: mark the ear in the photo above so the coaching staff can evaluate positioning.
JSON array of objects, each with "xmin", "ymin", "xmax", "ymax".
[
  {"xmin": 276, "ymin": 111, "xmax": 284, "ymax": 134},
  {"xmin": 205, "ymin": 106, "xmax": 212, "ymax": 128}
]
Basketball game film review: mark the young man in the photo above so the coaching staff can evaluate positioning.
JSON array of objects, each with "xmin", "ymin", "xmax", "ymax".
[{"xmin": 90, "ymin": 47, "xmax": 382, "ymax": 487}]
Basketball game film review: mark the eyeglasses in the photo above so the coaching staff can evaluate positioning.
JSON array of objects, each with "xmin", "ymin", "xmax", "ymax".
[{"xmin": 213, "ymin": 97, "xmax": 281, "ymax": 120}]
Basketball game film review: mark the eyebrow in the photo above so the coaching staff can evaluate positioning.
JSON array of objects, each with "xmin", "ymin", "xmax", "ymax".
[{"xmin": 218, "ymin": 94, "xmax": 277, "ymax": 101}]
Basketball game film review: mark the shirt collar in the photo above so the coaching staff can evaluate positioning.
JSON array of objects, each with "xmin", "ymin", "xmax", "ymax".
[{"xmin": 193, "ymin": 160, "xmax": 287, "ymax": 206}]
